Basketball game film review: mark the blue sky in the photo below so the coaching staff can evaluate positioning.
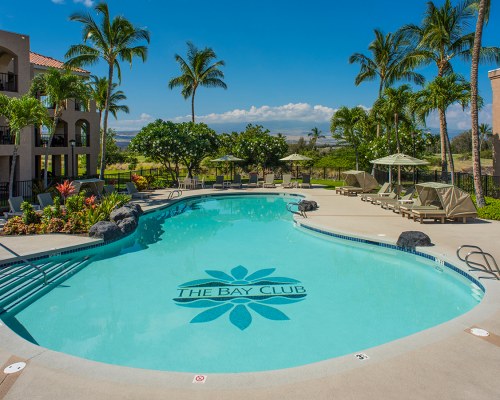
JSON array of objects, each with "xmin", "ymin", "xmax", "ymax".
[{"xmin": 1, "ymin": 0, "xmax": 499, "ymax": 139}]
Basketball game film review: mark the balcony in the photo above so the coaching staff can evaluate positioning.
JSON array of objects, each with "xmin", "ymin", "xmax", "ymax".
[
  {"xmin": 0, "ymin": 72, "xmax": 18, "ymax": 92},
  {"xmin": 0, "ymin": 126, "xmax": 14, "ymax": 144}
]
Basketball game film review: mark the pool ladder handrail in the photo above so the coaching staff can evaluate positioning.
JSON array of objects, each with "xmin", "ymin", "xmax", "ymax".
[
  {"xmin": 286, "ymin": 202, "xmax": 307, "ymax": 218},
  {"xmin": 457, "ymin": 245, "xmax": 500, "ymax": 280},
  {"xmin": 168, "ymin": 189, "xmax": 182, "ymax": 200},
  {"xmin": 0, "ymin": 242, "xmax": 47, "ymax": 285}
]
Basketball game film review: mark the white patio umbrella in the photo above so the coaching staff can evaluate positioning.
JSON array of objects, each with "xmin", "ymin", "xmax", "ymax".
[
  {"xmin": 280, "ymin": 153, "xmax": 312, "ymax": 178},
  {"xmin": 211, "ymin": 155, "xmax": 244, "ymax": 180},
  {"xmin": 371, "ymin": 153, "xmax": 429, "ymax": 187}
]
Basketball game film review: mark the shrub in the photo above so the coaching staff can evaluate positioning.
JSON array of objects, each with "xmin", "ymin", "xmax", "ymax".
[
  {"xmin": 41, "ymin": 217, "xmax": 66, "ymax": 233},
  {"xmin": 2, "ymin": 217, "xmax": 40, "ymax": 235},
  {"xmin": 56, "ymin": 180, "xmax": 76, "ymax": 203},
  {"xmin": 473, "ymin": 195, "xmax": 500, "ymax": 221},
  {"xmin": 65, "ymin": 193, "xmax": 86, "ymax": 215},
  {"xmin": 131, "ymin": 174, "xmax": 148, "ymax": 190},
  {"xmin": 99, "ymin": 192, "xmax": 132, "ymax": 219}
]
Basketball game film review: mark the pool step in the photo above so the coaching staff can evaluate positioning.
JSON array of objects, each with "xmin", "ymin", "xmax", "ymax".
[{"xmin": 0, "ymin": 256, "xmax": 93, "ymax": 316}]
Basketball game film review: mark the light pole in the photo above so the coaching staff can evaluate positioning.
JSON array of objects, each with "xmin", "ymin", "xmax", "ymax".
[{"xmin": 69, "ymin": 139, "xmax": 76, "ymax": 178}]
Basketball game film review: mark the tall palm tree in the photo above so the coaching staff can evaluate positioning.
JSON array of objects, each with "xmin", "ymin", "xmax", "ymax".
[
  {"xmin": 169, "ymin": 42, "xmax": 227, "ymax": 123},
  {"xmin": 65, "ymin": 2, "xmax": 150, "ymax": 179},
  {"xmin": 349, "ymin": 29, "xmax": 424, "ymax": 97},
  {"xmin": 470, "ymin": 0, "xmax": 494, "ymax": 207},
  {"xmin": 308, "ymin": 127, "xmax": 325, "ymax": 148},
  {"xmin": 30, "ymin": 68, "xmax": 88, "ymax": 187},
  {"xmin": 478, "ymin": 123, "xmax": 492, "ymax": 153},
  {"xmin": 0, "ymin": 94, "xmax": 49, "ymax": 197},
  {"xmin": 403, "ymin": 0, "xmax": 499, "ymax": 187},
  {"xmin": 330, "ymin": 106, "xmax": 367, "ymax": 170},
  {"xmin": 414, "ymin": 74, "xmax": 473, "ymax": 184},
  {"xmin": 88, "ymin": 75, "xmax": 129, "ymax": 127}
]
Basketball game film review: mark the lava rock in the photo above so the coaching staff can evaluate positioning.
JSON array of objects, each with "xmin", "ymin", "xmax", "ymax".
[
  {"xmin": 298, "ymin": 200, "xmax": 318, "ymax": 212},
  {"xmin": 117, "ymin": 216, "xmax": 138, "ymax": 235},
  {"xmin": 397, "ymin": 231, "xmax": 432, "ymax": 249},
  {"xmin": 89, "ymin": 221, "xmax": 123, "ymax": 241},
  {"xmin": 110, "ymin": 203, "xmax": 143, "ymax": 223}
]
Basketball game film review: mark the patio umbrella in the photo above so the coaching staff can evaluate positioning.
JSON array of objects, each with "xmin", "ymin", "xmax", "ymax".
[
  {"xmin": 371, "ymin": 153, "xmax": 428, "ymax": 187},
  {"xmin": 211, "ymin": 155, "xmax": 244, "ymax": 180},
  {"xmin": 280, "ymin": 153, "xmax": 312, "ymax": 178}
]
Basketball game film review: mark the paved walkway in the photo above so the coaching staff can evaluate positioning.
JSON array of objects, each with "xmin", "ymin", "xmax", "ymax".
[{"xmin": 0, "ymin": 186, "xmax": 499, "ymax": 400}]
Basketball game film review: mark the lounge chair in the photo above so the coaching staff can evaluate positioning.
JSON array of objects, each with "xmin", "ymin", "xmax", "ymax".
[
  {"xmin": 194, "ymin": 177, "xmax": 205, "ymax": 189},
  {"xmin": 230, "ymin": 174, "xmax": 242, "ymax": 189},
  {"xmin": 369, "ymin": 190, "xmax": 397, "ymax": 204},
  {"xmin": 4, "ymin": 196, "xmax": 40, "ymax": 218},
  {"xmin": 126, "ymin": 182, "xmax": 151, "ymax": 199},
  {"xmin": 300, "ymin": 174, "xmax": 312, "ymax": 188},
  {"xmin": 341, "ymin": 187, "xmax": 363, "ymax": 196},
  {"xmin": 263, "ymin": 174, "xmax": 276, "ymax": 188},
  {"xmin": 360, "ymin": 182, "xmax": 390, "ymax": 202},
  {"xmin": 400, "ymin": 204, "xmax": 440, "ymax": 219},
  {"xmin": 213, "ymin": 175, "xmax": 225, "ymax": 189},
  {"xmin": 178, "ymin": 177, "xmax": 194, "ymax": 190},
  {"xmin": 247, "ymin": 173, "xmax": 259, "ymax": 188},
  {"xmin": 335, "ymin": 186, "xmax": 356, "ymax": 194},
  {"xmin": 379, "ymin": 187, "xmax": 416, "ymax": 209},
  {"xmin": 103, "ymin": 184, "xmax": 115, "ymax": 195},
  {"xmin": 411, "ymin": 208, "xmax": 448, "ymax": 224},
  {"xmin": 37, "ymin": 193, "xmax": 54, "ymax": 208},
  {"xmin": 281, "ymin": 174, "xmax": 295, "ymax": 188}
]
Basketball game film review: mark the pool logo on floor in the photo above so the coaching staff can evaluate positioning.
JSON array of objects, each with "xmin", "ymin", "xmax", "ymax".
[{"xmin": 173, "ymin": 266, "xmax": 307, "ymax": 330}]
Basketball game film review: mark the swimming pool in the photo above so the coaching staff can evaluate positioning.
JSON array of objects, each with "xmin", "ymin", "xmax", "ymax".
[{"xmin": 2, "ymin": 195, "xmax": 483, "ymax": 373}]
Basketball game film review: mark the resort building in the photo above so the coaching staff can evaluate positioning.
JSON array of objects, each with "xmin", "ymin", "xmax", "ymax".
[
  {"xmin": 489, "ymin": 68, "xmax": 500, "ymax": 176},
  {"xmin": 0, "ymin": 29, "xmax": 99, "ymax": 184}
]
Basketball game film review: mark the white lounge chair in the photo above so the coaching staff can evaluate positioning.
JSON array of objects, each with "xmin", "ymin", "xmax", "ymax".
[
  {"xmin": 263, "ymin": 174, "xmax": 276, "ymax": 188},
  {"xmin": 281, "ymin": 174, "xmax": 295, "ymax": 188},
  {"xmin": 126, "ymin": 182, "xmax": 151, "ymax": 199}
]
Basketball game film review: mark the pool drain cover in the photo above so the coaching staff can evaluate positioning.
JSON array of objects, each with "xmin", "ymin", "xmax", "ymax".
[
  {"xmin": 4, "ymin": 362, "xmax": 26, "ymax": 374},
  {"xmin": 470, "ymin": 328, "xmax": 490, "ymax": 337}
]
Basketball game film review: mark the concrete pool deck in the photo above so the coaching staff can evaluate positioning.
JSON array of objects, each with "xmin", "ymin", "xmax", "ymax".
[{"xmin": 0, "ymin": 186, "xmax": 499, "ymax": 399}]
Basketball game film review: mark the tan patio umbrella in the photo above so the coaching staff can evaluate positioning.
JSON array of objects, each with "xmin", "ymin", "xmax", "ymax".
[
  {"xmin": 371, "ymin": 153, "xmax": 428, "ymax": 187},
  {"xmin": 211, "ymin": 155, "xmax": 244, "ymax": 180},
  {"xmin": 280, "ymin": 153, "xmax": 312, "ymax": 178}
]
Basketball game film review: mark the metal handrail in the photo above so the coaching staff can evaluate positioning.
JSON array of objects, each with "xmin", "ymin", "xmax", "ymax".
[
  {"xmin": 0, "ymin": 242, "xmax": 47, "ymax": 285},
  {"xmin": 168, "ymin": 189, "xmax": 182, "ymax": 200},
  {"xmin": 457, "ymin": 245, "xmax": 499, "ymax": 280},
  {"xmin": 286, "ymin": 202, "xmax": 307, "ymax": 218}
]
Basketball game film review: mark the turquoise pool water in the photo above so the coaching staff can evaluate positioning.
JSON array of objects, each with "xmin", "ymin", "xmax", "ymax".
[{"xmin": 5, "ymin": 195, "xmax": 482, "ymax": 372}]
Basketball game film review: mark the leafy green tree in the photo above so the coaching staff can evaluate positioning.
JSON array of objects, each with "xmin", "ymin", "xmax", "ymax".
[
  {"xmin": 330, "ymin": 106, "xmax": 369, "ymax": 170},
  {"xmin": 104, "ymin": 128, "xmax": 125, "ymax": 165},
  {"xmin": 0, "ymin": 94, "xmax": 49, "ymax": 197},
  {"xmin": 176, "ymin": 122, "xmax": 219, "ymax": 177},
  {"xmin": 349, "ymin": 29, "xmax": 424, "ymax": 97},
  {"xmin": 29, "ymin": 68, "xmax": 88, "ymax": 187},
  {"xmin": 66, "ymin": 2, "xmax": 150, "ymax": 180},
  {"xmin": 168, "ymin": 42, "xmax": 227, "ymax": 123},
  {"xmin": 88, "ymin": 75, "xmax": 129, "ymax": 127},
  {"xmin": 414, "ymin": 74, "xmax": 474, "ymax": 184},
  {"xmin": 130, "ymin": 120, "xmax": 182, "ymax": 181}
]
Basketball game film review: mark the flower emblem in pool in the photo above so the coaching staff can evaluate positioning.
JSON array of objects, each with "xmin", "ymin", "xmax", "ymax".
[{"xmin": 173, "ymin": 265, "xmax": 307, "ymax": 330}]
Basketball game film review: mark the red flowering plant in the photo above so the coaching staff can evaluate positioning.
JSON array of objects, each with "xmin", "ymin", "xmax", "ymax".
[
  {"xmin": 56, "ymin": 180, "xmax": 76, "ymax": 204},
  {"xmin": 85, "ymin": 195, "xmax": 97, "ymax": 208}
]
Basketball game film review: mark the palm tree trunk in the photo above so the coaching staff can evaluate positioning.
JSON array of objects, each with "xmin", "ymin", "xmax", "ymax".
[
  {"xmin": 355, "ymin": 147, "xmax": 359, "ymax": 170},
  {"xmin": 470, "ymin": 0, "xmax": 486, "ymax": 207},
  {"xmin": 395, "ymin": 113, "xmax": 400, "ymax": 153},
  {"xmin": 191, "ymin": 89, "xmax": 196, "ymax": 123},
  {"xmin": 445, "ymin": 127, "xmax": 455, "ymax": 185},
  {"xmin": 100, "ymin": 64, "xmax": 114, "ymax": 180},
  {"xmin": 438, "ymin": 108, "xmax": 448, "ymax": 182},
  {"xmin": 8, "ymin": 143, "xmax": 19, "ymax": 199}
]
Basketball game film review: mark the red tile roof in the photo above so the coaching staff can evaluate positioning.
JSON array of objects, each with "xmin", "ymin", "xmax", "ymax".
[{"xmin": 29, "ymin": 52, "xmax": 89, "ymax": 74}]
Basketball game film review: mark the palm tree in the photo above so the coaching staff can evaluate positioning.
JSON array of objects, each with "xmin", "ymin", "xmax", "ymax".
[
  {"xmin": 169, "ymin": 42, "xmax": 227, "ymax": 123},
  {"xmin": 403, "ymin": 0, "xmax": 499, "ymax": 187},
  {"xmin": 414, "ymin": 74, "xmax": 473, "ymax": 184},
  {"xmin": 349, "ymin": 29, "xmax": 424, "ymax": 97},
  {"xmin": 88, "ymin": 75, "xmax": 129, "ymax": 127},
  {"xmin": 0, "ymin": 94, "xmax": 49, "ymax": 197},
  {"xmin": 470, "ymin": 0, "xmax": 494, "ymax": 207},
  {"xmin": 479, "ymin": 123, "xmax": 492, "ymax": 153},
  {"xmin": 308, "ymin": 127, "xmax": 325, "ymax": 148},
  {"xmin": 330, "ymin": 106, "xmax": 367, "ymax": 170},
  {"xmin": 30, "ymin": 68, "xmax": 88, "ymax": 187},
  {"xmin": 65, "ymin": 2, "xmax": 150, "ymax": 180}
]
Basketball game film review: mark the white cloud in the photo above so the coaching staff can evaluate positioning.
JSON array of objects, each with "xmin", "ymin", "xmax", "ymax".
[
  {"xmin": 109, "ymin": 113, "xmax": 153, "ymax": 131},
  {"xmin": 425, "ymin": 103, "xmax": 492, "ymax": 132},
  {"xmin": 74, "ymin": 0, "xmax": 94, "ymax": 6},
  {"xmin": 171, "ymin": 102, "xmax": 338, "ymax": 124}
]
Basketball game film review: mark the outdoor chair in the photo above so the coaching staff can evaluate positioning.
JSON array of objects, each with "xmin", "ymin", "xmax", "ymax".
[
  {"xmin": 103, "ymin": 184, "xmax": 115, "ymax": 195},
  {"xmin": 194, "ymin": 176, "xmax": 205, "ymax": 189},
  {"xmin": 247, "ymin": 173, "xmax": 259, "ymax": 188},
  {"xmin": 230, "ymin": 174, "xmax": 242, "ymax": 189},
  {"xmin": 379, "ymin": 187, "xmax": 416, "ymax": 209},
  {"xmin": 126, "ymin": 182, "xmax": 151, "ymax": 199},
  {"xmin": 213, "ymin": 175, "xmax": 225, "ymax": 189},
  {"xmin": 37, "ymin": 193, "xmax": 54, "ymax": 208},
  {"xmin": 360, "ymin": 182, "xmax": 390, "ymax": 201},
  {"xmin": 281, "ymin": 174, "xmax": 295, "ymax": 188},
  {"xmin": 4, "ymin": 196, "xmax": 40, "ymax": 219},
  {"xmin": 178, "ymin": 177, "xmax": 193, "ymax": 190},
  {"xmin": 263, "ymin": 174, "xmax": 276, "ymax": 188},
  {"xmin": 300, "ymin": 174, "xmax": 312, "ymax": 188}
]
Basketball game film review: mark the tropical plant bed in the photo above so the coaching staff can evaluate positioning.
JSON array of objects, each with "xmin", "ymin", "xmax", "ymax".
[
  {"xmin": 472, "ymin": 196, "xmax": 500, "ymax": 221},
  {"xmin": 2, "ymin": 181, "xmax": 131, "ymax": 235}
]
